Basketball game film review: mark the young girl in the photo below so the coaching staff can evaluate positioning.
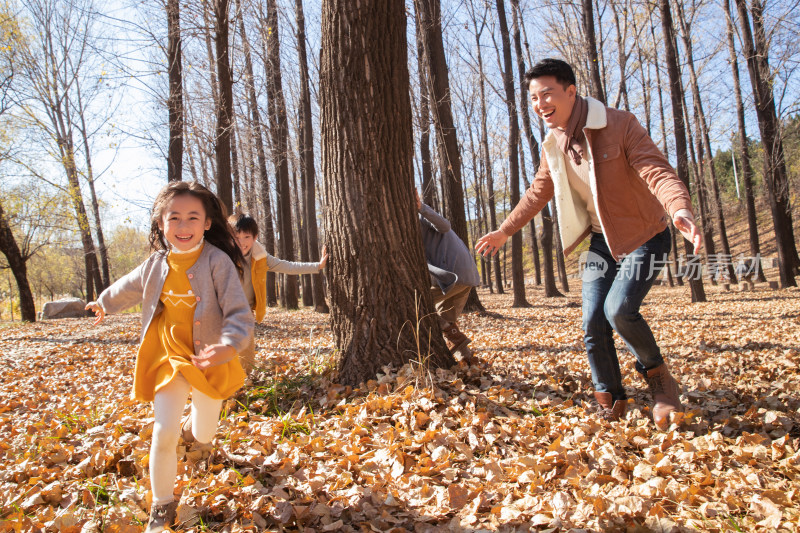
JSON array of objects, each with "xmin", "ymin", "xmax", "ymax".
[{"xmin": 86, "ymin": 182, "xmax": 253, "ymax": 532}]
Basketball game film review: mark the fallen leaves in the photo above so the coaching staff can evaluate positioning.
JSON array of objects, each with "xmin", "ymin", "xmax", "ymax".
[{"xmin": 0, "ymin": 285, "xmax": 799, "ymax": 531}]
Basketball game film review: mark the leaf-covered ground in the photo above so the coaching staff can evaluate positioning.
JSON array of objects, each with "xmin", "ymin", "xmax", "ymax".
[{"xmin": 1, "ymin": 284, "xmax": 799, "ymax": 532}]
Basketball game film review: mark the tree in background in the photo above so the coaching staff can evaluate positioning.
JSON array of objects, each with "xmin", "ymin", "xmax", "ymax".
[
  {"xmin": 213, "ymin": 0, "xmax": 234, "ymax": 213},
  {"xmin": 733, "ymin": 0, "xmax": 798, "ymax": 288},
  {"xmin": 166, "ymin": 0, "xmax": 184, "ymax": 183},
  {"xmin": 659, "ymin": 0, "xmax": 706, "ymax": 302},
  {"xmin": 415, "ymin": 0, "xmax": 485, "ymax": 313},
  {"xmin": 295, "ymin": 0, "xmax": 328, "ymax": 313}
]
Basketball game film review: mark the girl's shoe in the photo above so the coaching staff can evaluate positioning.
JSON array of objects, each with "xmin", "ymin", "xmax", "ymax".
[{"xmin": 145, "ymin": 501, "xmax": 178, "ymax": 533}]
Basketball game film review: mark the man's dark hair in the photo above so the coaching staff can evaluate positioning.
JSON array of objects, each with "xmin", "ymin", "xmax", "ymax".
[
  {"xmin": 228, "ymin": 213, "xmax": 259, "ymax": 237},
  {"xmin": 524, "ymin": 58, "xmax": 576, "ymax": 90}
]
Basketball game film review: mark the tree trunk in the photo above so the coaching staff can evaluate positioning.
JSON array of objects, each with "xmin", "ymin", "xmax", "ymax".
[
  {"xmin": 519, "ymin": 138, "xmax": 541, "ymax": 286},
  {"xmin": 416, "ymin": 0, "xmax": 484, "ymax": 313},
  {"xmin": 496, "ymin": 0, "xmax": 529, "ymax": 308},
  {"xmin": 610, "ymin": 0, "xmax": 629, "ymax": 111},
  {"xmin": 582, "ymin": 0, "xmax": 606, "ymax": 103},
  {"xmin": 658, "ymin": 0, "xmax": 706, "ymax": 302},
  {"xmin": 466, "ymin": 3, "xmax": 502, "ymax": 295},
  {"xmin": 511, "ymin": 0, "xmax": 553, "ymax": 292},
  {"xmin": 674, "ymin": 1, "xmax": 736, "ymax": 283},
  {"xmin": 650, "ymin": 12, "xmax": 680, "ymax": 286},
  {"xmin": 75, "ymin": 81, "xmax": 110, "ymax": 290},
  {"xmin": 414, "ymin": 12, "xmax": 436, "ymax": 209},
  {"xmin": 213, "ymin": 0, "xmax": 234, "ymax": 213},
  {"xmin": 320, "ymin": 0, "xmax": 454, "ymax": 387},
  {"xmin": 239, "ymin": 17, "xmax": 278, "ymax": 306},
  {"xmin": 685, "ymin": 100, "xmax": 717, "ymax": 271},
  {"xmin": 723, "ymin": 0, "xmax": 765, "ymax": 281},
  {"xmin": 295, "ymin": 0, "xmax": 328, "ymax": 313},
  {"xmin": 733, "ymin": 0, "xmax": 798, "ymax": 287},
  {"xmin": 0, "ymin": 203, "xmax": 36, "ymax": 322},
  {"xmin": 263, "ymin": 0, "xmax": 298, "ymax": 309},
  {"xmin": 167, "ymin": 0, "xmax": 183, "ymax": 183}
]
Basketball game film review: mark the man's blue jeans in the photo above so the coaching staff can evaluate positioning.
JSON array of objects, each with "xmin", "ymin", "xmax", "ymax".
[{"xmin": 581, "ymin": 228, "xmax": 672, "ymax": 401}]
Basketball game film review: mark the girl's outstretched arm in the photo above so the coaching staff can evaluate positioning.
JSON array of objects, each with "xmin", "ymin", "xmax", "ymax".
[
  {"xmin": 318, "ymin": 245, "xmax": 328, "ymax": 270},
  {"xmin": 84, "ymin": 302, "xmax": 106, "ymax": 325}
]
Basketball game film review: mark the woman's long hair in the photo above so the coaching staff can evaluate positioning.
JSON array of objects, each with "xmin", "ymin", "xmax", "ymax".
[{"xmin": 149, "ymin": 181, "xmax": 244, "ymax": 275}]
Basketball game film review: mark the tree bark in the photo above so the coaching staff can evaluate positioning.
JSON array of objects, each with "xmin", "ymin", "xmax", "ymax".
[
  {"xmin": 213, "ymin": 0, "xmax": 234, "ymax": 213},
  {"xmin": 295, "ymin": 0, "xmax": 328, "ymax": 312},
  {"xmin": 733, "ymin": 0, "xmax": 798, "ymax": 287},
  {"xmin": 263, "ymin": 0, "xmax": 298, "ymax": 309},
  {"xmin": 658, "ymin": 0, "xmax": 706, "ymax": 302},
  {"xmin": 0, "ymin": 203, "xmax": 36, "ymax": 322},
  {"xmin": 320, "ymin": 0, "xmax": 454, "ymax": 387},
  {"xmin": 167, "ymin": 0, "xmax": 183, "ymax": 183}
]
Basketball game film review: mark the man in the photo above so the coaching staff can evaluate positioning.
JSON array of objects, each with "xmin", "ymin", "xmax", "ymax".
[
  {"xmin": 418, "ymin": 191, "xmax": 480, "ymax": 361},
  {"xmin": 476, "ymin": 59, "xmax": 702, "ymax": 429}
]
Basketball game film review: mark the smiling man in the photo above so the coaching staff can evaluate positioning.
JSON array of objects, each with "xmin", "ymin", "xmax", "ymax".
[{"xmin": 476, "ymin": 58, "xmax": 702, "ymax": 429}]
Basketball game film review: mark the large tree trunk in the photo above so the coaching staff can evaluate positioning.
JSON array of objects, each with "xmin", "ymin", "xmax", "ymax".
[
  {"xmin": 658, "ymin": 0, "xmax": 706, "ymax": 302},
  {"xmin": 167, "ymin": 0, "xmax": 183, "ymax": 183},
  {"xmin": 582, "ymin": 0, "xmax": 606, "ymax": 103},
  {"xmin": 0, "ymin": 203, "xmax": 36, "ymax": 322},
  {"xmin": 263, "ymin": 0, "xmax": 298, "ymax": 309},
  {"xmin": 723, "ymin": 0, "xmax": 764, "ymax": 281},
  {"xmin": 415, "ymin": 0, "xmax": 484, "ymax": 313},
  {"xmin": 320, "ymin": 0, "xmax": 454, "ymax": 387},
  {"xmin": 733, "ymin": 0, "xmax": 798, "ymax": 287},
  {"xmin": 213, "ymin": 0, "xmax": 234, "ymax": 213},
  {"xmin": 496, "ymin": 0, "xmax": 529, "ymax": 308},
  {"xmin": 295, "ymin": 0, "xmax": 328, "ymax": 313},
  {"xmin": 239, "ymin": 17, "xmax": 278, "ymax": 306}
]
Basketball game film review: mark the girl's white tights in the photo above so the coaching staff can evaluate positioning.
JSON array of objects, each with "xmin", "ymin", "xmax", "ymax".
[{"xmin": 150, "ymin": 373, "xmax": 222, "ymax": 505}]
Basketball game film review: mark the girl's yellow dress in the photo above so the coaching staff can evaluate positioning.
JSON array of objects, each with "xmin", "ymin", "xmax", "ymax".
[{"xmin": 132, "ymin": 245, "xmax": 245, "ymax": 401}]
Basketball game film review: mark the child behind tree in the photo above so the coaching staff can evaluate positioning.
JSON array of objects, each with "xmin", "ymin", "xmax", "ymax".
[{"xmin": 228, "ymin": 213, "xmax": 328, "ymax": 374}]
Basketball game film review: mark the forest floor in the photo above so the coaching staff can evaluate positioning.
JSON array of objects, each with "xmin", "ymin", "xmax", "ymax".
[{"xmin": 1, "ymin": 278, "xmax": 799, "ymax": 532}]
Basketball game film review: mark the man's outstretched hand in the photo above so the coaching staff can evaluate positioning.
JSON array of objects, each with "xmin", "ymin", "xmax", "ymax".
[
  {"xmin": 475, "ymin": 230, "xmax": 509, "ymax": 257},
  {"xmin": 673, "ymin": 209, "xmax": 703, "ymax": 255}
]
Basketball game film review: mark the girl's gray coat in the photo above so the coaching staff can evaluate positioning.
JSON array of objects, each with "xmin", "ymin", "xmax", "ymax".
[{"xmin": 97, "ymin": 243, "xmax": 253, "ymax": 354}]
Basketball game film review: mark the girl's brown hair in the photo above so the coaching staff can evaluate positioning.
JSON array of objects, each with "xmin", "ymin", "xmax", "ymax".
[{"xmin": 149, "ymin": 181, "xmax": 244, "ymax": 274}]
